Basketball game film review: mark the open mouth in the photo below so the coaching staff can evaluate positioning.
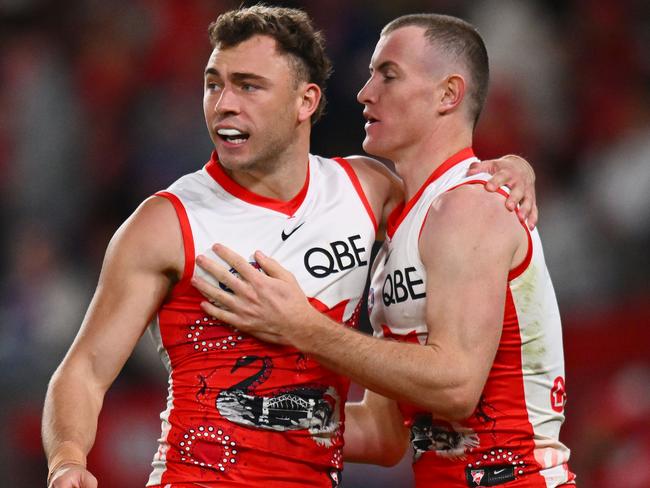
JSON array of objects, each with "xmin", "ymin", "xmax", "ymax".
[
  {"xmin": 363, "ymin": 112, "xmax": 379, "ymax": 126},
  {"xmin": 217, "ymin": 128, "xmax": 250, "ymax": 145}
]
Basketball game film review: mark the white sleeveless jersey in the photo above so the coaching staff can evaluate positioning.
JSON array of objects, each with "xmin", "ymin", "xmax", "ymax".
[
  {"xmin": 369, "ymin": 148, "xmax": 575, "ymax": 487},
  {"xmin": 145, "ymin": 151, "xmax": 376, "ymax": 487}
]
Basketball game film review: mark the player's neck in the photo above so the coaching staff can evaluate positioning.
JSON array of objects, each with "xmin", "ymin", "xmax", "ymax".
[
  {"xmin": 394, "ymin": 123, "xmax": 473, "ymax": 201},
  {"xmin": 224, "ymin": 132, "xmax": 311, "ymax": 202}
]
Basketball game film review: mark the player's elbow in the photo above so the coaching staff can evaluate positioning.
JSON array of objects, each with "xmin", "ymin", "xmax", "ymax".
[
  {"xmin": 443, "ymin": 394, "xmax": 479, "ymax": 422},
  {"xmin": 424, "ymin": 385, "xmax": 480, "ymax": 422}
]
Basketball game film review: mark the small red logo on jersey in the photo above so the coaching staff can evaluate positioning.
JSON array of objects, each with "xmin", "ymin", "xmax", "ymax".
[
  {"xmin": 471, "ymin": 469, "xmax": 485, "ymax": 485},
  {"xmin": 550, "ymin": 376, "xmax": 566, "ymax": 413}
]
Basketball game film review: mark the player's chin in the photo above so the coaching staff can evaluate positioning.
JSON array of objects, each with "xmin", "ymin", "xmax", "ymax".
[
  {"xmin": 217, "ymin": 152, "xmax": 250, "ymax": 172},
  {"xmin": 362, "ymin": 137, "xmax": 388, "ymax": 159}
]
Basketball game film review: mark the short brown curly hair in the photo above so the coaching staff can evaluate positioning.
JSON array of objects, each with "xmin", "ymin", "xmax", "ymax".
[{"xmin": 208, "ymin": 5, "xmax": 332, "ymax": 124}]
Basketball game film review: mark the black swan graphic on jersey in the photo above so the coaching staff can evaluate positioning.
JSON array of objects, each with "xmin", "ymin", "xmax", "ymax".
[
  {"xmin": 410, "ymin": 413, "xmax": 479, "ymax": 460},
  {"xmin": 216, "ymin": 355, "xmax": 335, "ymax": 432}
]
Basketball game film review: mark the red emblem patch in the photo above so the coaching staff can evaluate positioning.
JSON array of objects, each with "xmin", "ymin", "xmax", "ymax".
[
  {"xmin": 471, "ymin": 469, "xmax": 485, "ymax": 485},
  {"xmin": 550, "ymin": 376, "xmax": 566, "ymax": 413}
]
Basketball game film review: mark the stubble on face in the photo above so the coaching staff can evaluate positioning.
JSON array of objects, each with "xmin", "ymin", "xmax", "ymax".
[{"xmin": 203, "ymin": 36, "xmax": 305, "ymax": 176}]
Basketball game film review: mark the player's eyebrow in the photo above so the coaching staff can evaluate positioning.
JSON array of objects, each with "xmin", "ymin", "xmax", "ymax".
[
  {"xmin": 230, "ymin": 72, "xmax": 268, "ymax": 83},
  {"xmin": 204, "ymin": 68, "xmax": 269, "ymax": 84},
  {"xmin": 374, "ymin": 60, "xmax": 400, "ymax": 72}
]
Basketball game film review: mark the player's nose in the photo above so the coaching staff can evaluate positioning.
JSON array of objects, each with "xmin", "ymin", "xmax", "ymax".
[
  {"xmin": 214, "ymin": 86, "xmax": 240, "ymax": 116},
  {"xmin": 357, "ymin": 78, "xmax": 376, "ymax": 105}
]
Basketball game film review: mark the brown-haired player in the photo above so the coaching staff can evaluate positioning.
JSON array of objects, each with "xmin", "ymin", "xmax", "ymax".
[{"xmin": 43, "ymin": 7, "xmax": 538, "ymax": 488}]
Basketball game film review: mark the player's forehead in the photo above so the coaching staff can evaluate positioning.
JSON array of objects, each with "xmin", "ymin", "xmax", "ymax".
[
  {"xmin": 370, "ymin": 26, "xmax": 438, "ymax": 73},
  {"xmin": 206, "ymin": 35, "xmax": 291, "ymax": 77}
]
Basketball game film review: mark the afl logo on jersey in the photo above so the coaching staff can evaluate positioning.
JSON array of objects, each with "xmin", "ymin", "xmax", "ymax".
[
  {"xmin": 304, "ymin": 234, "xmax": 368, "ymax": 278},
  {"xmin": 367, "ymin": 288, "xmax": 375, "ymax": 315}
]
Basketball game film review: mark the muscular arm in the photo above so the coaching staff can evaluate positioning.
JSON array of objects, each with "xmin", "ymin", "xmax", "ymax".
[
  {"xmin": 344, "ymin": 390, "xmax": 409, "ymax": 466},
  {"xmin": 193, "ymin": 186, "xmax": 527, "ymax": 420},
  {"xmin": 42, "ymin": 196, "xmax": 183, "ymax": 487}
]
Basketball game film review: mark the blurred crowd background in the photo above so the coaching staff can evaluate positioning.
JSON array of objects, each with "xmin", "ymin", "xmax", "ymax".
[{"xmin": 1, "ymin": 0, "xmax": 649, "ymax": 486}]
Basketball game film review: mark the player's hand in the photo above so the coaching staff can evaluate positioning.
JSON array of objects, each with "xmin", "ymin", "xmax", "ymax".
[
  {"xmin": 192, "ymin": 244, "xmax": 314, "ymax": 345},
  {"xmin": 48, "ymin": 464, "xmax": 97, "ymax": 488},
  {"xmin": 467, "ymin": 154, "xmax": 538, "ymax": 229}
]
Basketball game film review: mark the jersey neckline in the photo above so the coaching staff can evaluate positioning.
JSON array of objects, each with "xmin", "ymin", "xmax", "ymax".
[
  {"xmin": 386, "ymin": 147, "xmax": 475, "ymax": 239},
  {"xmin": 204, "ymin": 151, "xmax": 310, "ymax": 216}
]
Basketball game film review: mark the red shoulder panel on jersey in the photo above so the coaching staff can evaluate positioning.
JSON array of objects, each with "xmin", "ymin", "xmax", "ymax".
[
  {"xmin": 155, "ymin": 190, "xmax": 195, "ymax": 296},
  {"xmin": 333, "ymin": 157, "xmax": 379, "ymax": 232}
]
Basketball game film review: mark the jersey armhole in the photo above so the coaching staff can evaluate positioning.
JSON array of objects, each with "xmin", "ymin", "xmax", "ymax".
[
  {"xmin": 417, "ymin": 180, "xmax": 532, "ymax": 281},
  {"xmin": 333, "ymin": 157, "xmax": 379, "ymax": 232},
  {"xmin": 155, "ymin": 191, "xmax": 195, "ymax": 296}
]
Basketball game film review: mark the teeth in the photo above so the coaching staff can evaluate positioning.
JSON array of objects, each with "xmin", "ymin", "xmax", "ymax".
[{"xmin": 217, "ymin": 128, "xmax": 245, "ymax": 136}]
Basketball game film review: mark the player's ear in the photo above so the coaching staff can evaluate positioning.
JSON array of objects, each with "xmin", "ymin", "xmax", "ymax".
[
  {"xmin": 437, "ymin": 74, "xmax": 465, "ymax": 115},
  {"xmin": 297, "ymin": 83, "xmax": 321, "ymax": 123}
]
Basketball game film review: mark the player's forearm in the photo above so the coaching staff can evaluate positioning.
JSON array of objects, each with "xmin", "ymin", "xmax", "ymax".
[
  {"xmin": 344, "ymin": 400, "xmax": 407, "ymax": 466},
  {"xmin": 42, "ymin": 364, "xmax": 105, "ymax": 472},
  {"xmin": 293, "ymin": 311, "xmax": 477, "ymax": 420},
  {"xmin": 344, "ymin": 402, "xmax": 386, "ymax": 464}
]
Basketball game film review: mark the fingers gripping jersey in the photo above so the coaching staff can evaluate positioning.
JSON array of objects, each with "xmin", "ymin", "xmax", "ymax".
[
  {"xmin": 368, "ymin": 148, "xmax": 575, "ymax": 487},
  {"xmin": 146, "ymin": 152, "xmax": 376, "ymax": 487}
]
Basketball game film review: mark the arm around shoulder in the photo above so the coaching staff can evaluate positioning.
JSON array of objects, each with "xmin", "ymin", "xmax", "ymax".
[{"xmin": 42, "ymin": 195, "xmax": 184, "ymax": 486}]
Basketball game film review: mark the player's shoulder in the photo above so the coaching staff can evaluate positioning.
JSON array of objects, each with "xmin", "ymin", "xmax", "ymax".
[
  {"xmin": 341, "ymin": 155, "xmax": 399, "ymax": 182},
  {"xmin": 433, "ymin": 183, "xmax": 505, "ymax": 220},
  {"xmin": 340, "ymin": 154, "xmax": 403, "ymax": 198},
  {"xmin": 425, "ymin": 183, "xmax": 521, "ymax": 246},
  {"xmin": 107, "ymin": 195, "xmax": 183, "ymax": 272}
]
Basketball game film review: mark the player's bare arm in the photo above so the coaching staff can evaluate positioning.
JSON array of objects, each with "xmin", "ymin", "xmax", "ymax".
[
  {"xmin": 192, "ymin": 184, "xmax": 527, "ymax": 419},
  {"xmin": 42, "ymin": 196, "xmax": 183, "ymax": 488},
  {"xmin": 343, "ymin": 389, "xmax": 409, "ymax": 466}
]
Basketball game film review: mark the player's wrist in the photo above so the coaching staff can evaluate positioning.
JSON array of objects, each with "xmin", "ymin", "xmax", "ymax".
[
  {"xmin": 292, "ymin": 305, "xmax": 332, "ymax": 353},
  {"xmin": 47, "ymin": 442, "xmax": 87, "ymax": 485},
  {"xmin": 503, "ymin": 154, "xmax": 534, "ymax": 181}
]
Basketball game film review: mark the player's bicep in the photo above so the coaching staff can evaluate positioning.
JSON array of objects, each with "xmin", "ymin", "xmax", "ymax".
[
  {"xmin": 62, "ymin": 197, "xmax": 183, "ymax": 391},
  {"xmin": 419, "ymin": 187, "xmax": 521, "ymax": 390}
]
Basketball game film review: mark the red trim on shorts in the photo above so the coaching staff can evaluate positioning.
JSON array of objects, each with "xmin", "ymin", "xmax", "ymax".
[
  {"xmin": 333, "ymin": 157, "xmax": 378, "ymax": 232},
  {"xmin": 155, "ymin": 191, "xmax": 195, "ymax": 296},
  {"xmin": 423, "ymin": 179, "xmax": 533, "ymax": 281},
  {"xmin": 387, "ymin": 147, "xmax": 475, "ymax": 239},
  {"xmin": 204, "ymin": 151, "xmax": 309, "ymax": 216}
]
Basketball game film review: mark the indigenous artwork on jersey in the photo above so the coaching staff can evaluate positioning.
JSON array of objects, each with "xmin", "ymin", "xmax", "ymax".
[
  {"xmin": 215, "ymin": 355, "xmax": 341, "ymax": 445},
  {"xmin": 410, "ymin": 413, "xmax": 480, "ymax": 461}
]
